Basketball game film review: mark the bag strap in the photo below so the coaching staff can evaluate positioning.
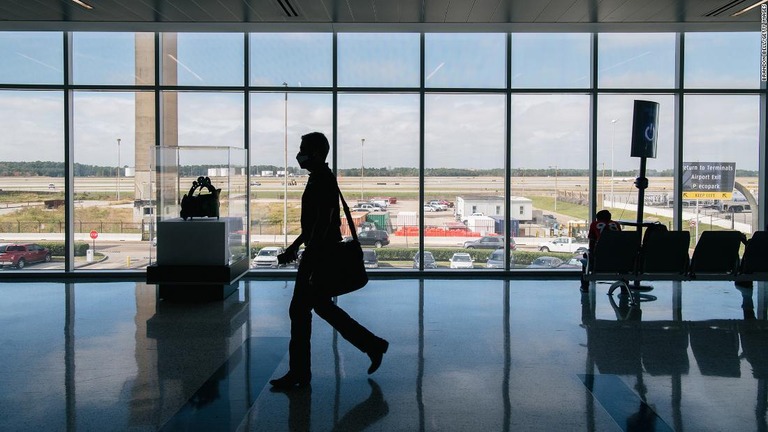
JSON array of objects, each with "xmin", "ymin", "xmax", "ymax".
[{"xmin": 336, "ymin": 185, "xmax": 359, "ymax": 242}]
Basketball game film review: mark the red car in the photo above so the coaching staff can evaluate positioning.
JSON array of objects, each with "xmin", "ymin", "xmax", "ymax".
[{"xmin": 0, "ymin": 243, "xmax": 51, "ymax": 269}]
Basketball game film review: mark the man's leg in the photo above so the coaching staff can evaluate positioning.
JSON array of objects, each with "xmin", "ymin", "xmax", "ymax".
[
  {"xmin": 314, "ymin": 295, "xmax": 388, "ymax": 373},
  {"xmin": 288, "ymin": 266, "xmax": 313, "ymax": 377},
  {"xmin": 271, "ymin": 264, "xmax": 313, "ymax": 388}
]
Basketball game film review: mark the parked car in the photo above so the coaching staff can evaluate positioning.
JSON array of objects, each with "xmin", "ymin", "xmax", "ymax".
[
  {"xmin": 423, "ymin": 204, "xmax": 438, "ymax": 212},
  {"xmin": 356, "ymin": 230, "xmax": 390, "ymax": 248},
  {"xmin": 463, "ymin": 236, "xmax": 516, "ymax": 250},
  {"xmin": 427, "ymin": 200, "xmax": 448, "ymax": 211},
  {"xmin": 252, "ymin": 246, "xmax": 284, "ymax": 269},
  {"xmin": 352, "ymin": 203, "xmax": 384, "ymax": 212},
  {"xmin": 560, "ymin": 258, "xmax": 584, "ymax": 269},
  {"xmin": 538, "ymin": 237, "xmax": 588, "ymax": 253},
  {"xmin": 363, "ymin": 249, "xmax": 379, "ymax": 269},
  {"xmin": 449, "ymin": 253, "xmax": 475, "ymax": 269},
  {"xmin": 526, "ymin": 256, "xmax": 564, "ymax": 269},
  {"xmin": 486, "ymin": 249, "xmax": 514, "ymax": 269},
  {"xmin": 413, "ymin": 251, "xmax": 438, "ymax": 269},
  {"xmin": 0, "ymin": 243, "xmax": 51, "ymax": 269}
]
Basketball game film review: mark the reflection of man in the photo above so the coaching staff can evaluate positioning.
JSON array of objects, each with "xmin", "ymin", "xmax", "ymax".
[{"xmin": 270, "ymin": 132, "xmax": 389, "ymax": 390}]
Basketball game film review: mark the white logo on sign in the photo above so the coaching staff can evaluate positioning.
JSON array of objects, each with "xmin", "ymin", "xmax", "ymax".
[{"xmin": 644, "ymin": 123, "xmax": 655, "ymax": 141}]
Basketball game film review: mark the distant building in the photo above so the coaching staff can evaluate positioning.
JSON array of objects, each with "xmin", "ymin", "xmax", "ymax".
[{"xmin": 455, "ymin": 195, "xmax": 533, "ymax": 222}]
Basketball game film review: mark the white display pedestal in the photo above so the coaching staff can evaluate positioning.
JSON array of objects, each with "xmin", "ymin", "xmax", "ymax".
[
  {"xmin": 157, "ymin": 218, "xmax": 229, "ymax": 266},
  {"xmin": 148, "ymin": 217, "xmax": 246, "ymax": 302}
]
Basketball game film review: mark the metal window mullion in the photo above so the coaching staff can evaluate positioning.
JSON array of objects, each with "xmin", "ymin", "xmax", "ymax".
[
  {"xmin": 332, "ymin": 31, "xmax": 338, "ymax": 172},
  {"xmin": 419, "ymin": 32, "xmax": 425, "ymax": 271},
  {"xmin": 64, "ymin": 31, "xmax": 75, "ymax": 272},
  {"xmin": 674, "ymin": 33, "xmax": 685, "ymax": 231},
  {"xmin": 589, "ymin": 32, "xmax": 598, "ymax": 223},
  {"xmin": 244, "ymin": 31, "xmax": 251, "ymax": 257},
  {"xmin": 154, "ymin": 32, "xmax": 162, "ymax": 252},
  {"xmin": 505, "ymin": 32, "xmax": 512, "ymax": 272}
]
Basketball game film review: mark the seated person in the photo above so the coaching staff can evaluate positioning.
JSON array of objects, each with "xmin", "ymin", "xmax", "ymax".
[{"xmin": 580, "ymin": 209, "xmax": 622, "ymax": 292}]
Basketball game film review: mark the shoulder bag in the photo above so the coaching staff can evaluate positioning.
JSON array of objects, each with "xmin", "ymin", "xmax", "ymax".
[{"xmin": 311, "ymin": 186, "xmax": 369, "ymax": 297}]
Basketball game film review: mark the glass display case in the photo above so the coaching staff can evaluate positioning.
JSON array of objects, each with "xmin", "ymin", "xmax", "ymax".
[{"xmin": 150, "ymin": 145, "xmax": 247, "ymax": 267}]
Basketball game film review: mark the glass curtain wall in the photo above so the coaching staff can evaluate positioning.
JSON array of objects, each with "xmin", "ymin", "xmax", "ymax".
[{"xmin": 0, "ymin": 30, "xmax": 763, "ymax": 273}]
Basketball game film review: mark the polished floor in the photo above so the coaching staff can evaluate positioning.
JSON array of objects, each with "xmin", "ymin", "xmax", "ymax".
[{"xmin": 1, "ymin": 278, "xmax": 767, "ymax": 431}]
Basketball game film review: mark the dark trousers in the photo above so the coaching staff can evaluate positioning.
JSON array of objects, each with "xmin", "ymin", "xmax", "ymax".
[{"xmin": 288, "ymin": 257, "xmax": 381, "ymax": 375}]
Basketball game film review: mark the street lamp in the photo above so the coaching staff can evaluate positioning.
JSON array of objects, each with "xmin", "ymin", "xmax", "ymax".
[
  {"xmin": 610, "ymin": 118, "xmax": 618, "ymax": 208},
  {"xmin": 116, "ymin": 138, "xmax": 121, "ymax": 201},
  {"xmin": 360, "ymin": 138, "xmax": 365, "ymax": 200},
  {"xmin": 283, "ymin": 82, "xmax": 288, "ymax": 248}
]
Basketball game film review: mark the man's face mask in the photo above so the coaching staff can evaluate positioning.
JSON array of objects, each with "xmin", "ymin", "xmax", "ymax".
[{"xmin": 296, "ymin": 152, "xmax": 311, "ymax": 169}]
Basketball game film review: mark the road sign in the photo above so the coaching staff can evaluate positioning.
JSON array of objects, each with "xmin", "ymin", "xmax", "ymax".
[
  {"xmin": 682, "ymin": 162, "xmax": 736, "ymax": 199},
  {"xmin": 90, "ymin": 230, "xmax": 98, "ymax": 239}
]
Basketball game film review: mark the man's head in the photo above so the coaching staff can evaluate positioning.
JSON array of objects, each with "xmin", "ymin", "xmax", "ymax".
[
  {"xmin": 596, "ymin": 209, "xmax": 612, "ymax": 221},
  {"xmin": 297, "ymin": 132, "xmax": 329, "ymax": 171}
]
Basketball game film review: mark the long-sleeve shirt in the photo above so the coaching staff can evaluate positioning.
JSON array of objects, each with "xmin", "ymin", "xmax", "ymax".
[{"xmin": 300, "ymin": 163, "xmax": 342, "ymax": 249}]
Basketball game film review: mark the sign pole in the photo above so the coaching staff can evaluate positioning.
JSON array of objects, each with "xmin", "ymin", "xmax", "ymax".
[
  {"xmin": 635, "ymin": 156, "xmax": 648, "ymax": 246},
  {"xmin": 695, "ymin": 199, "xmax": 700, "ymax": 242}
]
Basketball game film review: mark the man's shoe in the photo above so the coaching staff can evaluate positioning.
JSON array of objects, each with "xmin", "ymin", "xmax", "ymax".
[
  {"xmin": 367, "ymin": 339, "xmax": 389, "ymax": 375},
  {"xmin": 269, "ymin": 371, "xmax": 311, "ymax": 389}
]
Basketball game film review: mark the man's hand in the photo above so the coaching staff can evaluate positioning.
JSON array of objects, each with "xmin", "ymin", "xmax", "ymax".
[{"xmin": 277, "ymin": 246, "xmax": 299, "ymax": 265}]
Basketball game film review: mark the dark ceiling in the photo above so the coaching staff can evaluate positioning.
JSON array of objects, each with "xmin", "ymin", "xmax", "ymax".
[{"xmin": 0, "ymin": 0, "xmax": 763, "ymax": 28}]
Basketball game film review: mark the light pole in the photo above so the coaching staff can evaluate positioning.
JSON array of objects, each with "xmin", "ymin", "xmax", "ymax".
[
  {"xmin": 550, "ymin": 165, "xmax": 558, "ymax": 212},
  {"xmin": 610, "ymin": 118, "xmax": 618, "ymax": 208},
  {"xmin": 116, "ymin": 138, "xmax": 121, "ymax": 201},
  {"xmin": 283, "ymin": 82, "xmax": 288, "ymax": 248},
  {"xmin": 360, "ymin": 138, "xmax": 365, "ymax": 200}
]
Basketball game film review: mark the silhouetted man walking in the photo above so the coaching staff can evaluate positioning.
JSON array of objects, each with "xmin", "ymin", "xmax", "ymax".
[{"xmin": 270, "ymin": 132, "xmax": 388, "ymax": 389}]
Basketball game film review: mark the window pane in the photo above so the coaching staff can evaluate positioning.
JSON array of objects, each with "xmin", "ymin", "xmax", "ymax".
[
  {"xmin": 0, "ymin": 32, "xmax": 62, "ymax": 85},
  {"xmin": 511, "ymin": 94, "xmax": 590, "ymax": 257},
  {"xmin": 250, "ymin": 33, "xmax": 332, "ymax": 87},
  {"xmin": 338, "ymin": 33, "xmax": 420, "ymax": 87},
  {"xmin": 425, "ymin": 94, "xmax": 506, "ymax": 270},
  {"xmin": 0, "ymin": 91, "xmax": 65, "ymax": 270},
  {"xmin": 338, "ymin": 93, "xmax": 419, "ymax": 269},
  {"xmin": 249, "ymin": 92, "xmax": 332, "ymax": 267},
  {"xmin": 511, "ymin": 33, "xmax": 591, "ymax": 88},
  {"xmin": 598, "ymin": 33, "xmax": 676, "ymax": 88},
  {"xmin": 73, "ymin": 91, "xmax": 155, "ymax": 270},
  {"xmin": 73, "ymin": 32, "xmax": 154, "ymax": 85},
  {"xmin": 163, "ymin": 92, "xmax": 244, "ymax": 147},
  {"xmin": 425, "ymin": 33, "xmax": 506, "ymax": 88},
  {"xmin": 685, "ymin": 32, "xmax": 760, "ymax": 89},
  {"xmin": 161, "ymin": 33, "xmax": 244, "ymax": 86},
  {"xmin": 597, "ymin": 94, "xmax": 675, "ymax": 233},
  {"xmin": 684, "ymin": 95, "xmax": 760, "ymax": 239}
]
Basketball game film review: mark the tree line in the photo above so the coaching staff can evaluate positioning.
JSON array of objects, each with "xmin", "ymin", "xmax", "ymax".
[{"xmin": 0, "ymin": 161, "xmax": 758, "ymax": 178}]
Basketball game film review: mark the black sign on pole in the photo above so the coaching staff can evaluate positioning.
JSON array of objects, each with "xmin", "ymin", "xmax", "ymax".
[
  {"xmin": 631, "ymin": 100, "xmax": 660, "ymax": 270},
  {"xmin": 630, "ymin": 100, "xmax": 659, "ymax": 159}
]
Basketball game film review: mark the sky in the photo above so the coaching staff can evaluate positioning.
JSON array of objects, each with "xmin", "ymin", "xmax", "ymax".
[{"xmin": 0, "ymin": 30, "xmax": 762, "ymax": 172}]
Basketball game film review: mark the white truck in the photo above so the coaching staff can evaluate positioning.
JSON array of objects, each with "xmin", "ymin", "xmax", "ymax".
[{"xmin": 538, "ymin": 237, "xmax": 589, "ymax": 254}]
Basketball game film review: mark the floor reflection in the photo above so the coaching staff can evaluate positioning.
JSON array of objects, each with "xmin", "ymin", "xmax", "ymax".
[
  {"xmin": 581, "ymin": 282, "xmax": 768, "ymax": 432},
  {"xmin": 5, "ymin": 279, "xmax": 768, "ymax": 431}
]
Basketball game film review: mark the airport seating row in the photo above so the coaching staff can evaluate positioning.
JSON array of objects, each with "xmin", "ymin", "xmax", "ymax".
[{"xmin": 584, "ymin": 229, "xmax": 768, "ymax": 284}]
